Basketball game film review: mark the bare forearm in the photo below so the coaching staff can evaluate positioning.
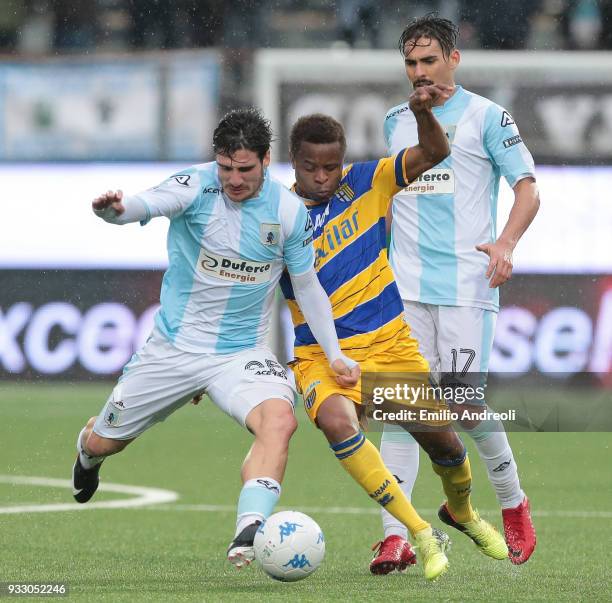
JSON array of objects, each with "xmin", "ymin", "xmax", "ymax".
[
  {"xmin": 498, "ymin": 179, "xmax": 540, "ymax": 249},
  {"xmin": 403, "ymin": 109, "xmax": 450, "ymax": 182}
]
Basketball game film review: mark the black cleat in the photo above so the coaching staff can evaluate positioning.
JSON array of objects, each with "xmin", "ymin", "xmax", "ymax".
[
  {"xmin": 227, "ymin": 521, "xmax": 261, "ymax": 568},
  {"xmin": 71, "ymin": 455, "xmax": 102, "ymax": 503}
]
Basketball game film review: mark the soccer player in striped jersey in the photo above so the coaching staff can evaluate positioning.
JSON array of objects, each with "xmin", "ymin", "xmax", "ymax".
[
  {"xmin": 70, "ymin": 108, "xmax": 359, "ymax": 569},
  {"xmin": 281, "ymin": 86, "xmax": 509, "ymax": 581},
  {"xmin": 373, "ymin": 15, "xmax": 539, "ymax": 570}
]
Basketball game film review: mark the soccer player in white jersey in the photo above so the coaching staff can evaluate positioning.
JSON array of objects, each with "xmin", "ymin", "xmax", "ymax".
[
  {"xmin": 70, "ymin": 108, "xmax": 359, "ymax": 569},
  {"xmin": 371, "ymin": 15, "xmax": 540, "ymax": 571}
]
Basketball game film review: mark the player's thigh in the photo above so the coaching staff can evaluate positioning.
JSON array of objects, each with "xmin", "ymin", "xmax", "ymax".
[
  {"xmin": 436, "ymin": 306, "xmax": 497, "ymax": 376},
  {"xmin": 92, "ymin": 330, "xmax": 203, "ymax": 441},
  {"xmin": 206, "ymin": 347, "xmax": 296, "ymax": 431},
  {"xmin": 291, "ymin": 357, "xmax": 361, "ymax": 425},
  {"xmin": 403, "ymin": 300, "xmax": 440, "ymax": 370}
]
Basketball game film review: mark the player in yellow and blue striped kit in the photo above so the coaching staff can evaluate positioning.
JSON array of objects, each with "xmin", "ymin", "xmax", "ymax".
[{"xmin": 280, "ymin": 85, "xmax": 509, "ymax": 580}]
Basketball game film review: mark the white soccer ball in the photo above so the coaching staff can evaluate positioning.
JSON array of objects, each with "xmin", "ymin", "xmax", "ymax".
[{"xmin": 253, "ymin": 511, "xmax": 325, "ymax": 582}]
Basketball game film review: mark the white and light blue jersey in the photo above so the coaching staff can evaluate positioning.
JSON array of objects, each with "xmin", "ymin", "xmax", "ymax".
[
  {"xmin": 129, "ymin": 162, "xmax": 314, "ymax": 354},
  {"xmin": 384, "ymin": 86, "xmax": 535, "ymax": 312}
]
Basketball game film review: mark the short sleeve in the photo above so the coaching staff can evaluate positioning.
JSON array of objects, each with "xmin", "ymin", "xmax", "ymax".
[
  {"xmin": 370, "ymin": 150, "xmax": 410, "ymax": 204},
  {"xmin": 283, "ymin": 201, "xmax": 315, "ymax": 276},
  {"xmin": 132, "ymin": 168, "xmax": 201, "ymax": 225},
  {"xmin": 483, "ymin": 104, "xmax": 536, "ymax": 188}
]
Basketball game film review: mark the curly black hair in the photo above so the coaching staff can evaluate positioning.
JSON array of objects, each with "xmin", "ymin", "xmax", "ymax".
[
  {"xmin": 213, "ymin": 107, "xmax": 273, "ymax": 161},
  {"xmin": 398, "ymin": 13, "xmax": 458, "ymax": 58},
  {"xmin": 289, "ymin": 114, "xmax": 347, "ymax": 158}
]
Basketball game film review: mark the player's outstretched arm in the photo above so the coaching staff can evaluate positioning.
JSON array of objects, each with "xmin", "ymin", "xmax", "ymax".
[
  {"xmin": 290, "ymin": 268, "xmax": 360, "ymax": 387},
  {"xmin": 92, "ymin": 189, "xmax": 148, "ymax": 225},
  {"xmin": 403, "ymin": 84, "xmax": 452, "ymax": 183},
  {"xmin": 476, "ymin": 177, "xmax": 540, "ymax": 288}
]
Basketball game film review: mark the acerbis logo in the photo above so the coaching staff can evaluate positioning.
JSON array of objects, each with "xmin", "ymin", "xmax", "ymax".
[
  {"xmin": 256, "ymin": 479, "xmax": 280, "ymax": 494},
  {"xmin": 203, "ymin": 187, "xmax": 223, "ymax": 194},
  {"xmin": 500, "ymin": 111, "xmax": 515, "ymax": 127},
  {"xmin": 245, "ymin": 359, "xmax": 287, "ymax": 379},
  {"xmin": 172, "ymin": 175, "xmax": 191, "ymax": 186}
]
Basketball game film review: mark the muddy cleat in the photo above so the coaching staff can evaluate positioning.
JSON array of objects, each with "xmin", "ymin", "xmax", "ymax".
[
  {"xmin": 502, "ymin": 496, "xmax": 536, "ymax": 564},
  {"xmin": 438, "ymin": 503, "xmax": 508, "ymax": 560},
  {"xmin": 71, "ymin": 455, "xmax": 102, "ymax": 503},
  {"xmin": 370, "ymin": 535, "xmax": 417, "ymax": 575},
  {"xmin": 227, "ymin": 521, "xmax": 261, "ymax": 569},
  {"xmin": 413, "ymin": 527, "xmax": 450, "ymax": 581}
]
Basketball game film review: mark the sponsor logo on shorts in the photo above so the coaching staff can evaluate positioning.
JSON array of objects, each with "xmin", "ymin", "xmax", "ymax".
[
  {"xmin": 503, "ymin": 135, "xmax": 522, "ymax": 148},
  {"xmin": 403, "ymin": 169, "xmax": 455, "ymax": 195},
  {"xmin": 197, "ymin": 248, "xmax": 272, "ymax": 284},
  {"xmin": 244, "ymin": 359, "xmax": 287, "ymax": 379},
  {"xmin": 260, "ymin": 223, "xmax": 280, "ymax": 245}
]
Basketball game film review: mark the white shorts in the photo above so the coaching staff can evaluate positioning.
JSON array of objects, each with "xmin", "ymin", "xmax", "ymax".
[
  {"xmin": 403, "ymin": 301, "xmax": 497, "ymax": 389},
  {"xmin": 93, "ymin": 329, "xmax": 296, "ymax": 440}
]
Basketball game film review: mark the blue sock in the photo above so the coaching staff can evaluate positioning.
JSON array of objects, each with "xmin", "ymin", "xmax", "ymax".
[{"xmin": 235, "ymin": 477, "xmax": 281, "ymax": 536}]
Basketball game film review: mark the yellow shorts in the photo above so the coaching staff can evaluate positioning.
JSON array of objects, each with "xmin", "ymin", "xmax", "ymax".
[{"xmin": 291, "ymin": 327, "xmax": 450, "ymax": 428}]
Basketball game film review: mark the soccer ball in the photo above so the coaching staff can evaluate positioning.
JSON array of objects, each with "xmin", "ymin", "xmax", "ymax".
[{"xmin": 253, "ymin": 511, "xmax": 325, "ymax": 582}]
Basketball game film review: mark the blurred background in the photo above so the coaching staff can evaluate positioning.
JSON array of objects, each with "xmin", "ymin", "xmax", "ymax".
[{"xmin": 1, "ymin": 0, "xmax": 611, "ymax": 390}]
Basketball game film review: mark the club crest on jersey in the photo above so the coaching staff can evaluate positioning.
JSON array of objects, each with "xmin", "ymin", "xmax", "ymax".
[
  {"xmin": 260, "ymin": 223, "xmax": 280, "ymax": 245},
  {"xmin": 336, "ymin": 183, "xmax": 355, "ymax": 203}
]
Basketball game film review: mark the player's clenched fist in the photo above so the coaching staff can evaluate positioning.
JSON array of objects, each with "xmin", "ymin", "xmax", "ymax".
[
  {"xmin": 92, "ymin": 189, "xmax": 125, "ymax": 217},
  {"xmin": 409, "ymin": 84, "xmax": 453, "ymax": 112}
]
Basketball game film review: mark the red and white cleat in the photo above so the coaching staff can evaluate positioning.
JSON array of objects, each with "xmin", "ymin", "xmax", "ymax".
[
  {"xmin": 502, "ymin": 496, "xmax": 536, "ymax": 565},
  {"xmin": 370, "ymin": 535, "xmax": 417, "ymax": 575}
]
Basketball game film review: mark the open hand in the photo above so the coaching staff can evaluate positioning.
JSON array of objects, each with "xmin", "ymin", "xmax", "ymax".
[{"xmin": 476, "ymin": 240, "xmax": 514, "ymax": 288}]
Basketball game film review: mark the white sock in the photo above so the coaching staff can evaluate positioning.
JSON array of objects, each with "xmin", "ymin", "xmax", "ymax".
[
  {"xmin": 469, "ymin": 428, "xmax": 525, "ymax": 509},
  {"xmin": 379, "ymin": 425, "xmax": 419, "ymax": 540},
  {"xmin": 77, "ymin": 427, "xmax": 104, "ymax": 470}
]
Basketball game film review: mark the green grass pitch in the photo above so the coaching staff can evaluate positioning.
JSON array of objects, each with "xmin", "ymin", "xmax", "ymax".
[{"xmin": 1, "ymin": 382, "xmax": 610, "ymax": 602}]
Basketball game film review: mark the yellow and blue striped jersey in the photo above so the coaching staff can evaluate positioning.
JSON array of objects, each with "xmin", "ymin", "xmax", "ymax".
[{"xmin": 280, "ymin": 150, "xmax": 411, "ymax": 360}]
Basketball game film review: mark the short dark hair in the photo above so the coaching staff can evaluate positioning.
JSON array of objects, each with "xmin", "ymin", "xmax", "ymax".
[
  {"xmin": 289, "ymin": 114, "xmax": 347, "ymax": 159},
  {"xmin": 213, "ymin": 108, "xmax": 272, "ymax": 161},
  {"xmin": 398, "ymin": 14, "xmax": 458, "ymax": 58}
]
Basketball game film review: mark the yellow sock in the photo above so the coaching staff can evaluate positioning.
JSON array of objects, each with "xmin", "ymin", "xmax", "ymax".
[
  {"xmin": 332, "ymin": 432, "xmax": 430, "ymax": 538},
  {"xmin": 432, "ymin": 453, "xmax": 475, "ymax": 524}
]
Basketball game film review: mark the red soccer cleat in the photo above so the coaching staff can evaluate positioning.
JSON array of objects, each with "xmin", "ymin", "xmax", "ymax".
[
  {"xmin": 370, "ymin": 535, "xmax": 417, "ymax": 575},
  {"xmin": 502, "ymin": 496, "xmax": 536, "ymax": 564}
]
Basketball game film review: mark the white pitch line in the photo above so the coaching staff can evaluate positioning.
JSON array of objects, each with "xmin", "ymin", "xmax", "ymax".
[
  {"xmin": 144, "ymin": 503, "xmax": 612, "ymax": 519},
  {"xmin": 0, "ymin": 475, "xmax": 178, "ymax": 514}
]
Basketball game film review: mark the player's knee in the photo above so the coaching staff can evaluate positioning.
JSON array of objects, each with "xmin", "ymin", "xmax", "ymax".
[
  {"xmin": 318, "ymin": 414, "xmax": 360, "ymax": 446},
  {"xmin": 430, "ymin": 440, "xmax": 466, "ymax": 464},
  {"xmin": 260, "ymin": 407, "xmax": 297, "ymax": 445}
]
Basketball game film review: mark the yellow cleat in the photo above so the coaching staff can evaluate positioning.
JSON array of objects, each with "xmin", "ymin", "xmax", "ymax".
[
  {"xmin": 413, "ymin": 526, "xmax": 450, "ymax": 581},
  {"xmin": 438, "ymin": 503, "xmax": 508, "ymax": 560}
]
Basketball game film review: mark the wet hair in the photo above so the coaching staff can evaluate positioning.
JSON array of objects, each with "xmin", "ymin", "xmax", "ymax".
[
  {"xmin": 289, "ymin": 113, "xmax": 347, "ymax": 159},
  {"xmin": 398, "ymin": 13, "xmax": 458, "ymax": 58},
  {"xmin": 213, "ymin": 107, "xmax": 272, "ymax": 161}
]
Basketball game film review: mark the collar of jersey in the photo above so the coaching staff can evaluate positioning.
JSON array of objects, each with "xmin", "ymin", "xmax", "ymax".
[{"xmin": 432, "ymin": 85, "xmax": 464, "ymax": 114}]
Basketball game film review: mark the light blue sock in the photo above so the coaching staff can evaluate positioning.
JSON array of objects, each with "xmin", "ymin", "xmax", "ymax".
[{"xmin": 235, "ymin": 477, "xmax": 281, "ymax": 536}]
